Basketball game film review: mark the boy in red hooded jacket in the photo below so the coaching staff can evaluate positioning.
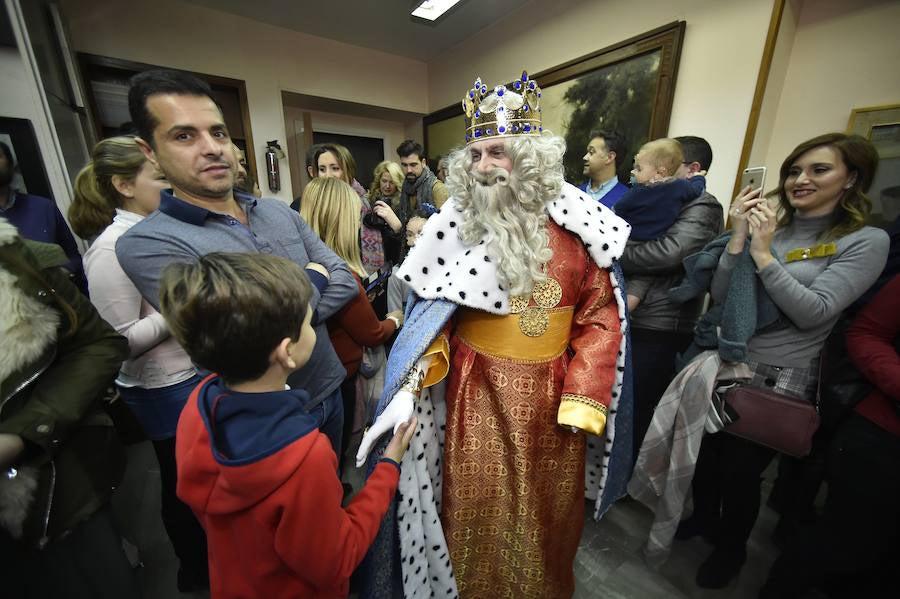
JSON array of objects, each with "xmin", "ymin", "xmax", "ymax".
[{"xmin": 159, "ymin": 252, "xmax": 416, "ymax": 598}]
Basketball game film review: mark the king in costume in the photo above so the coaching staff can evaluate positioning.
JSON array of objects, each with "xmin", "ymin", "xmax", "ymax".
[{"xmin": 357, "ymin": 72, "xmax": 634, "ymax": 599}]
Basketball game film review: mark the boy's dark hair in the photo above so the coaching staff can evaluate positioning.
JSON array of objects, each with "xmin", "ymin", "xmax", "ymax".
[
  {"xmin": 396, "ymin": 139, "xmax": 425, "ymax": 160},
  {"xmin": 588, "ymin": 129, "xmax": 626, "ymax": 169},
  {"xmin": 159, "ymin": 253, "xmax": 313, "ymax": 384},
  {"xmin": 0, "ymin": 141, "xmax": 14, "ymax": 165},
  {"xmin": 128, "ymin": 69, "xmax": 221, "ymax": 147},
  {"xmin": 675, "ymin": 136, "xmax": 713, "ymax": 171}
]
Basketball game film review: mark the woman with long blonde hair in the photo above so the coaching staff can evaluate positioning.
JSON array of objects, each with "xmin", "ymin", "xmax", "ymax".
[
  {"xmin": 367, "ymin": 160, "xmax": 407, "ymax": 263},
  {"xmin": 301, "ymin": 177, "xmax": 401, "ymax": 473},
  {"xmin": 68, "ymin": 136, "xmax": 209, "ymax": 592}
]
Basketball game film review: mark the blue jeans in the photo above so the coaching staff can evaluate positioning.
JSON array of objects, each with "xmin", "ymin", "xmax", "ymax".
[
  {"xmin": 117, "ymin": 375, "xmax": 202, "ymax": 441},
  {"xmin": 313, "ymin": 387, "xmax": 344, "ymax": 458}
]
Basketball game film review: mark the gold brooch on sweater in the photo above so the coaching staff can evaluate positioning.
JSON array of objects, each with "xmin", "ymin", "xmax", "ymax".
[{"xmin": 785, "ymin": 243, "xmax": 837, "ymax": 263}]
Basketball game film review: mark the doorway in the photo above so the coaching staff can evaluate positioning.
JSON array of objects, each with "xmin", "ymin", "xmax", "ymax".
[{"xmin": 313, "ymin": 131, "xmax": 384, "ymax": 191}]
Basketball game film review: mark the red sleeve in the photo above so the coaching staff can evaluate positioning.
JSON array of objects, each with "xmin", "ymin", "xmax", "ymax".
[
  {"xmin": 273, "ymin": 435, "xmax": 399, "ymax": 588},
  {"xmin": 559, "ymin": 263, "xmax": 623, "ymax": 435},
  {"xmin": 333, "ymin": 279, "xmax": 397, "ymax": 347},
  {"xmin": 846, "ymin": 275, "xmax": 900, "ymax": 400}
]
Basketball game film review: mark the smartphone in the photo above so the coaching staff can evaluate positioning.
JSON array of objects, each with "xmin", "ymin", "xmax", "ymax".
[{"xmin": 741, "ymin": 166, "xmax": 766, "ymax": 195}]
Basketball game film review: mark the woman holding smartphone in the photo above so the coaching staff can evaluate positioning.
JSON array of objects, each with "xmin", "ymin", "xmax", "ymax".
[{"xmin": 679, "ymin": 133, "xmax": 889, "ymax": 588}]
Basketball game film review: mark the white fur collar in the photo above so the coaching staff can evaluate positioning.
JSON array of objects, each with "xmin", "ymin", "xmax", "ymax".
[
  {"xmin": 0, "ymin": 219, "xmax": 60, "ymax": 383},
  {"xmin": 0, "ymin": 218, "xmax": 18, "ymax": 246},
  {"xmin": 396, "ymin": 181, "xmax": 631, "ymax": 314}
]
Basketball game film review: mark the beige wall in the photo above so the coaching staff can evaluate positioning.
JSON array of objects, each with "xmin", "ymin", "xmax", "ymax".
[
  {"xmin": 756, "ymin": 0, "xmax": 900, "ymax": 195},
  {"xmin": 747, "ymin": 0, "xmax": 801, "ymax": 193},
  {"xmin": 59, "ymin": 0, "xmax": 428, "ymax": 203},
  {"xmin": 427, "ymin": 0, "xmax": 778, "ymax": 207}
]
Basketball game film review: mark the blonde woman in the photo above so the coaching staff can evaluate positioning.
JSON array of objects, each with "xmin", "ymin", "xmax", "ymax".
[
  {"xmin": 367, "ymin": 160, "xmax": 407, "ymax": 263},
  {"xmin": 68, "ymin": 136, "xmax": 209, "ymax": 592},
  {"xmin": 301, "ymin": 177, "xmax": 401, "ymax": 472}
]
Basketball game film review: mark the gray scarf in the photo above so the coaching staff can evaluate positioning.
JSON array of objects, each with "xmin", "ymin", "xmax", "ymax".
[{"xmin": 401, "ymin": 165, "xmax": 437, "ymax": 214}]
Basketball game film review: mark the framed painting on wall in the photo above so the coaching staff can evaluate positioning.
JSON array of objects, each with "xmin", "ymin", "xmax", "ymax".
[
  {"xmin": 424, "ymin": 21, "xmax": 685, "ymax": 185},
  {"xmin": 848, "ymin": 103, "xmax": 900, "ymax": 229}
]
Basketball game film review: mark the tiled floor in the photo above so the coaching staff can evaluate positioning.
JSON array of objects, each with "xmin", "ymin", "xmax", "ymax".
[{"xmin": 115, "ymin": 440, "xmax": 797, "ymax": 599}]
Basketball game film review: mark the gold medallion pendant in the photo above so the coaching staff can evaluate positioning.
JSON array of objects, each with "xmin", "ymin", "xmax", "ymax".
[
  {"xmin": 532, "ymin": 278, "xmax": 563, "ymax": 309},
  {"xmin": 513, "ymin": 271, "xmax": 562, "ymax": 337},
  {"xmin": 519, "ymin": 306, "xmax": 549, "ymax": 337},
  {"xmin": 508, "ymin": 295, "xmax": 530, "ymax": 314}
]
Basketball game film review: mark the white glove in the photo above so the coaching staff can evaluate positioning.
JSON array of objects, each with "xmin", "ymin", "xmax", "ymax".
[{"xmin": 356, "ymin": 390, "xmax": 414, "ymax": 467}]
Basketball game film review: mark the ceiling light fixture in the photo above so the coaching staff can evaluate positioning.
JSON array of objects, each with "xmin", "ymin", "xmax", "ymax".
[{"xmin": 411, "ymin": 0, "xmax": 464, "ymax": 22}]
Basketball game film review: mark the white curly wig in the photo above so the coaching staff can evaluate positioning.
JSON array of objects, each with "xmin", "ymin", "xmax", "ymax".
[{"xmin": 445, "ymin": 133, "xmax": 566, "ymax": 296}]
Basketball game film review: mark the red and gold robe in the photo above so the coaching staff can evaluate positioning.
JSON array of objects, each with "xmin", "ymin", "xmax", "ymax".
[{"xmin": 435, "ymin": 222, "xmax": 622, "ymax": 599}]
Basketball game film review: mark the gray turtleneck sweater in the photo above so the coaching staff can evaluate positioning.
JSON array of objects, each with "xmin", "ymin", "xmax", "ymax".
[{"xmin": 711, "ymin": 213, "xmax": 889, "ymax": 367}]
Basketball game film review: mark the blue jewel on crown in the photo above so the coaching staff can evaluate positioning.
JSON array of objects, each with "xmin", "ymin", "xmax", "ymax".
[
  {"xmin": 486, "ymin": 128, "xmax": 493, "ymax": 135},
  {"xmin": 528, "ymin": 81, "xmax": 536, "ymax": 90},
  {"xmin": 521, "ymin": 71, "xmax": 528, "ymax": 81},
  {"xmin": 523, "ymin": 124, "xmax": 532, "ymax": 133},
  {"xmin": 498, "ymin": 125, "xmax": 506, "ymax": 133},
  {"xmin": 474, "ymin": 128, "xmax": 483, "ymax": 138},
  {"xmin": 496, "ymin": 86, "xmax": 505, "ymax": 97},
  {"xmin": 523, "ymin": 104, "xmax": 529, "ymax": 112},
  {"xmin": 513, "ymin": 80, "xmax": 522, "ymax": 90},
  {"xmin": 481, "ymin": 85, "xmax": 487, "ymax": 93}
]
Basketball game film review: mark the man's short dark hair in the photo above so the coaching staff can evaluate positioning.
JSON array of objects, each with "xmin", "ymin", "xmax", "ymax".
[
  {"xmin": 675, "ymin": 136, "xmax": 713, "ymax": 171},
  {"xmin": 397, "ymin": 140, "xmax": 425, "ymax": 160},
  {"xmin": 128, "ymin": 69, "xmax": 221, "ymax": 147},
  {"xmin": 159, "ymin": 252, "xmax": 313, "ymax": 384},
  {"xmin": 588, "ymin": 129, "xmax": 626, "ymax": 169},
  {"xmin": 0, "ymin": 141, "xmax": 13, "ymax": 165}
]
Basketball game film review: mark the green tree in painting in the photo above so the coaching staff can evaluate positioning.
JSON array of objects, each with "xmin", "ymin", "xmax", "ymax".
[{"xmin": 562, "ymin": 52, "xmax": 660, "ymax": 185}]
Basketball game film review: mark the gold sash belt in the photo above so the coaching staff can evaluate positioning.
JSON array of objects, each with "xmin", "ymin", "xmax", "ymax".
[{"xmin": 455, "ymin": 307, "xmax": 573, "ymax": 361}]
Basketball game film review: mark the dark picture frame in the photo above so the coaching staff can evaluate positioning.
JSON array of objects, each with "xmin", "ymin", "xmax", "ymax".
[
  {"xmin": 0, "ymin": 117, "xmax": 53, "ymax": 199},
  {"xmin": 424, "ymin": 21, "xmax": 685, "ymax": 184},
  {"xmin": 847, "ymin": 103, "xmax": 900, "ymax": 229}
]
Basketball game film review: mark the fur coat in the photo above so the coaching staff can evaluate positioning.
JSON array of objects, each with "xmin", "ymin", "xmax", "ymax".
[{"xmin": 0, "ymin": 218, "xmax": 127, "ymax": 548}]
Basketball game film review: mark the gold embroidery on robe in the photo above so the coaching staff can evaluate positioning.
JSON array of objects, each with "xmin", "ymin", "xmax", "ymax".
[{"xmin": 441, "ymin": 223, "xmax": 622, "ymax": 599}]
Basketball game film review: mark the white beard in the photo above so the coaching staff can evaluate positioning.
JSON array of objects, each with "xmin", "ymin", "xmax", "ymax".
[{"xmin": 456, "ymin": 167, "xmax": 552, "ymax": 296}]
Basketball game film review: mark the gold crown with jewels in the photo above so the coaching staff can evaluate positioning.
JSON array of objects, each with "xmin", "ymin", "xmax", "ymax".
[{"xmin": 463, "ymin": 71, "xmax": 543, "ymax": 144}]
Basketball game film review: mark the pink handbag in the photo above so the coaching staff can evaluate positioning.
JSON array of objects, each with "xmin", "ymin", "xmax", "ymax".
[{"xmin": 723, "ymin": 386, "xmax": 820, "ymax": 457}]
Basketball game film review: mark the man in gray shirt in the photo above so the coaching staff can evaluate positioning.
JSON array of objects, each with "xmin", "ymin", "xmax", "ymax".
[{"xmin": 116, "ymin": 69, "xmax": 357, "ymax": 453}]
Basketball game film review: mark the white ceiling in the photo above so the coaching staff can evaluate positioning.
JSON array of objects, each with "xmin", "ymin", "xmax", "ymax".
[{"xmin": 181, "ymin": 0, "xmax": 532, "ymax": 61}]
